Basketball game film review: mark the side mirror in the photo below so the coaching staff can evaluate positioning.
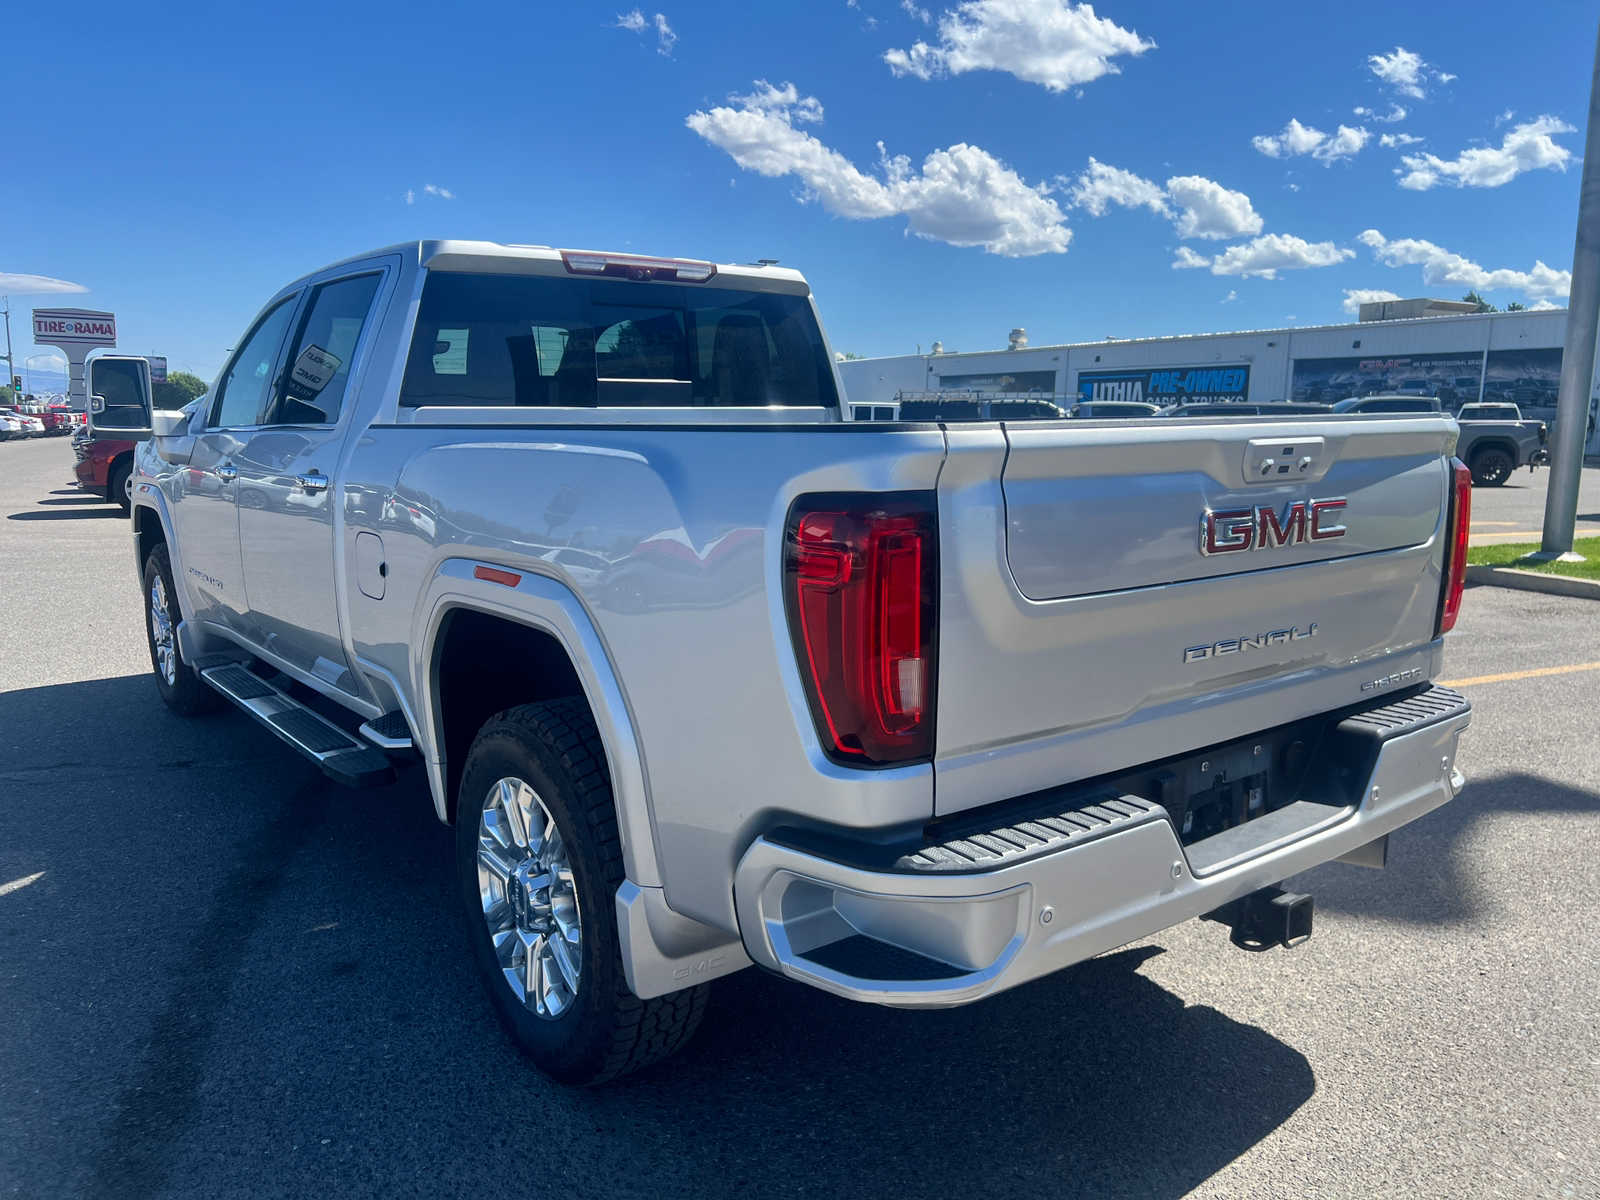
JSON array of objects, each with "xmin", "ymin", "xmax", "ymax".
[{"xmin": 151, "ymin": 409, "xmax": 189, "ymax": 437}]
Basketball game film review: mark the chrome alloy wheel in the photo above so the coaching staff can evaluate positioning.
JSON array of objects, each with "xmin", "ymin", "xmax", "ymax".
[
  {"xmin": 149, "ymin": 575, "xmax": 177, "ymax": 686},
  {"xmin": 476, "ymin": 777, "xmax": 582, "ymax": 1019}
]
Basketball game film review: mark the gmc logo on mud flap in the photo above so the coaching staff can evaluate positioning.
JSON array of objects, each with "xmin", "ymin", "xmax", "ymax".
[{"xmin": 1201, "ymin": 498, "xmax": 1347, "ymax": 556}]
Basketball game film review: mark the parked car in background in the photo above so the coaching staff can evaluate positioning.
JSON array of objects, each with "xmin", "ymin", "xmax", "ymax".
[
  {"xmin": 73, "ymin": 432, "xmax": 139, "ymax": 511},
  {"xmin": 1454, "ymin": 406, "xmax": 1548, "ymax": 487},
  {"xmin": 1332, "ymin": 395, "xmax": 1443, "ymax": 414},
  {"xmin": 0, "ymin": 410, "xmax": 47, "ymax": 439},
  {"xmin": 1456, "ymin": 403, "xmax": 1525, "ymax": 422},
  {"xmin": 1157, "ymin": 401, "xmax": 1332, "ymax": 417},
  {"xmin": 1072, "ymin": 400, "xmax": 1161, "ymax": 419}
]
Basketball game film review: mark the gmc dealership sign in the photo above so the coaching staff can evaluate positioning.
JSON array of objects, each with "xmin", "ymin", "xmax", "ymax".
[{"xmin": 32, "ymin": 308, "xmax": 117, "ymax": 346}]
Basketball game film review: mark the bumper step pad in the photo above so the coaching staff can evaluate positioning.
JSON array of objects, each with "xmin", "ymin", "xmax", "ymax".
[
  {"xmin": 200, "ymin": 663, "xmax": 395, "ymax": 789},
  {"xmin": 899, "ymin": 795, "xmax": 1166, "ymax": 873}
]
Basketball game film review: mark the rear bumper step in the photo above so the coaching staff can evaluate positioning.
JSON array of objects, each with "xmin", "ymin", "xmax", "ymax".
[
  {"xmin": 733, "ymin": 685, "xmax": 1469, "ymax": 1008},
  {"xmin": 201, "ymin": 664, "xmax": 396, "ymax": 788}
]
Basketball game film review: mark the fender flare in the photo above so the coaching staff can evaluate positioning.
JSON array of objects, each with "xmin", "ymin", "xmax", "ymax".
[{"xmin": 414, "ymin": 559, "xmax": 663, "ymax": 888}]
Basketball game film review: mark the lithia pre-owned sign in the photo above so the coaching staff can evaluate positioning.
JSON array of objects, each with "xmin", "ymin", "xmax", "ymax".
[
  {"xmin": 1078, "ymin": 364, "xmax": 1250, "ymax": 405},
  {"xmin": 33, "ymin": 308, "xmax": 117, "ymax": 346}
]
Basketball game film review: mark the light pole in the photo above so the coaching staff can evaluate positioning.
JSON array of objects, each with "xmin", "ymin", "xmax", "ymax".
[{"xmin": 1541, "ymin": 19, "xmax": 1600, "ymax": 559}]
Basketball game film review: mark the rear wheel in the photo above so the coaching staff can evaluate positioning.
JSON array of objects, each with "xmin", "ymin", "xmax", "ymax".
[
  {"xmin": 142, "ymin": 544, "xmax": 223, "ymax": 716},
  {"xmin": 1469, "ymin": 447, "xmax": 1514, "ymax": 487},
  {"xmin": 109, "ymin": 460, "xmax": 132, "ymax": 514},
  {"xmin": 455, "ymin": 698, "xmax": 708, "ymax": 1084}
]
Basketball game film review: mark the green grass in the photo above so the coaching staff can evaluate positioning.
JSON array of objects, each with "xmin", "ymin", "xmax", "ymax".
[{"xmin": 1467, "ymin": 535, "xmax": 1600, "ymax": 580}]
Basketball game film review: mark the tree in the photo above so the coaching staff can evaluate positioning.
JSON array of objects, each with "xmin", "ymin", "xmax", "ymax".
[
  {"xmin": 152, "ymin": 370, "xmax": 207, "ymax": 409},
  {"xmin": 1462, "ymin": 290, "xmax": 1497, "ymax": 313},
  {"xmin": 833, "ymin": 351, "xmax": 865, "ymax": 361},
  {"xmin": 1505, "ymin": 301, "xmax": 1527, "ymax": 312}
]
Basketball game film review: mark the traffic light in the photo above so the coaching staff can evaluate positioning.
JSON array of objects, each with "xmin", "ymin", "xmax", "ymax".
[{"xmin": 9, "ymin": 376, "xmax": 18, "ymax": 391}]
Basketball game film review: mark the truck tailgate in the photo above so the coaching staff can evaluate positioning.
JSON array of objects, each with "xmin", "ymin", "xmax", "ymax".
[{"xmin": 933, "ymin": 418, "xmax": 1454, "ymax": 817}]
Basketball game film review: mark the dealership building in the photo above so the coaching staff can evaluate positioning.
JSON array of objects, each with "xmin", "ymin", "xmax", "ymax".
[{"xmin": 836, "ymin": 303, "xmax": 1600, "ymax": 452}]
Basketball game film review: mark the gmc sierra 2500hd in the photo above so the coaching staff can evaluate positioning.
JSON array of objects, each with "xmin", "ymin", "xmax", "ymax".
[{"xmin": 132, "ymin": 242, "xmax": 1473, "ymax": 1084}]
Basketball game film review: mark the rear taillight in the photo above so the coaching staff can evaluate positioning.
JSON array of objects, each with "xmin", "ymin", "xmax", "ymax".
[
  {"xmin": 1437, "ymin": 457, "xmax": 1472, "ymax": 635},
  {"xmin": 783, "ymin": 494, "xmax": 938, "ymax": 766}
]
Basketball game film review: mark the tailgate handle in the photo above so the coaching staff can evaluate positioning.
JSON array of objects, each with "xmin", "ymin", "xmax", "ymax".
[{"xmin": 1243, "ymin": 436, "xmax": 1327, "ymax": 485}]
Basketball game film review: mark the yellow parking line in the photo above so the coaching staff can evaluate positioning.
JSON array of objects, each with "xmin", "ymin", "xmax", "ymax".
[{"xmin": 1441, "ymin": 661, "xmax": 1600, "ymax": 688}]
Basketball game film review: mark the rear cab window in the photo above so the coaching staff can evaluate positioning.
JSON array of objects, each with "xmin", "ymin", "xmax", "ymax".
[{"xmin": 400, "ymin": 272, "xmax": 839, "ymax": 410}]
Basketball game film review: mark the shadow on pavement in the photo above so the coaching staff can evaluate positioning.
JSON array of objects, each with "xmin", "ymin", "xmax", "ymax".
[
  {"xmin": 1296, "ymin": 771, "xmax": 1600, "ymax": 925},
  {"xmin": 7, "ymin": 507, "xmax": 123, "ymax": 521},
  {"xmin": 35, "ymin": 495, "xmax": 111, "ymax": 507},
  {"xmin": 3, "ymin": 674, "xmax": 1316, "ymax": 1200}
]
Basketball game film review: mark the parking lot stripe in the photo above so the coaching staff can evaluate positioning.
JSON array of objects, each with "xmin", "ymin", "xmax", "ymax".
[{"xmin": 1441, "ymin": 660, "xmax": 1600, "ymax": 688}]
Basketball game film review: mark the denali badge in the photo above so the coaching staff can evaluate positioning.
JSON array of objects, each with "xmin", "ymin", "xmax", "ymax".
[
  {"xmin": 1201, "ymin": 498, "xmax": 1347, "ymax": 556},
  {"xmin": 1184, "ymin": 624, "xmax": 1318, "ymax": 663}
]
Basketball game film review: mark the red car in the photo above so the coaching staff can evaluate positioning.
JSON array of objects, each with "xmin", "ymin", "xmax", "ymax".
[{"xmin": 73, "ymin": 432, "xmax": 139, "ymax": 514}]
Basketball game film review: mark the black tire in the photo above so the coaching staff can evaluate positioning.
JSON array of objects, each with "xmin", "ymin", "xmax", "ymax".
[
  {"xmin": 1469, "ymin": 447, "xmax": 1514, "ymax": 487},
  {"xmin": 455, "ymin": 698, "xmax": 708, "ymax": 1084},
  {"xmin": 141, "ymin": 543, "xmax": 224, "ymax": 716},
  {"xmin": 109, "ymin": 460, "xmax": 132, "ymax": 514}
]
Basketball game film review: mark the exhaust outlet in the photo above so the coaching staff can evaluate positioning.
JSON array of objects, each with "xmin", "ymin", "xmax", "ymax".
[{"xmin": 1203, "ymin": 886, "xmax": 1314, "ymax": 952}]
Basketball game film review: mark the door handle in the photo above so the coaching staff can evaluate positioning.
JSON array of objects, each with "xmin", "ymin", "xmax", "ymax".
[
  {"xmin": 216, "ymin": 461, "xmax": 237, "ymax": 483},
  {"xmin": 296, "ymin": 470, "xmax": 329, "ymax": 494}
]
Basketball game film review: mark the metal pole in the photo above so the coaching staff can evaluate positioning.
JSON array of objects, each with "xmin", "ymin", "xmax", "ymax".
[
  {"xmin": 2, "ymin": 298, "xmax": 13, "ymax": 401},
  {"xmin": 1542, "ymin": 19, "xmax": 1600, "ymax": 557}
]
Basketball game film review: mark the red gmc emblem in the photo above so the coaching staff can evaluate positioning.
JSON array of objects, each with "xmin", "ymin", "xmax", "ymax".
[{"xmin": 1201, "ymin": 498, "xmax": 1347, "ymax": 556}]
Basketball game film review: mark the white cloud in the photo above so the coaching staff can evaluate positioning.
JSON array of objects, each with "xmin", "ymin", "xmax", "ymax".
[
  {"xmin": 1164, "ymin": 175, "xmax": 1264, "ymax": 240},
  {"xmin": 423, "ymin": 183, "xmax": 454, "ymax": 199},
  {"xmin": 1396, "ymin": 115, "xmax": 1574, "ymax": 190},
  {"xmin": 1222, "ymin": 289, "xmax": 1237, "ymax": 303},
  {"xmin": 616, "ymin": 8, "xmax": 675, "ymax": 54},
  {"xmin": 404, "ymin": 188, "xmax": 415, "ymax": 205},
  {"xmin": 654, "ymin": 12, "xmax": 676, "ymax": 55},
  {"xmin": 1354, "ymin": 103, "xmax": 1407, "ymax": 123},
  {"xmin": 1528, "ymin": 299, "xmax": 1562, "ymax": 311},
  {"xmin": 901, "ymin": 0, "xmax": 932, "ymax": 22},
  {"xmin": 1342, "ymin": 287, "xmax": 1402, "ymax": 314},
  {"xmin": 0, "ymin": 272, "xmax": 88, "ymax": 294},
  {"xmin": 1066, "ymin": 157, "xmax": 1169, "ymax": 217},
  {"xmin": 1380, "ymin": 132, "xmax": 1423, "ymax": 148},
  {"xmin": 1359, "ymin": 228, "xmax": 1572, "ymax": 300},
  {"xmin": 686, "ymin": 82, "xmax": 1070, "ymax": 256},
  {"xmin": 883, "ymin": 0, "xmax": 1155, "ymax": 93},
  {"xmin": 1171, "ymin": 246, "xmax": 1210, "ymax": 270},
  {"xmin": 1067, "ymin": 161, "xmax": 1264, "ymax": 244},
  {"xmin": 1252, "ymin": 118, "xmax": 1370, "ymax": 164},
  {"xmin": 1199, "ymin": 234, "xmax": 1354, "ymax": 279},
  {"xmin": 1368, "ymin": 46, "xmax": 1450, "ymax": 99}
]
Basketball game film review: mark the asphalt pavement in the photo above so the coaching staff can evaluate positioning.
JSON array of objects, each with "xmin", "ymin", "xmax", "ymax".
[
  {"xmin": 1467, "ymin": 461, "xmax": 1600, "ymax": 546},
  {"xmin": 2, "ymin": 436, "xmax": 1598, "ymax": 1199}
]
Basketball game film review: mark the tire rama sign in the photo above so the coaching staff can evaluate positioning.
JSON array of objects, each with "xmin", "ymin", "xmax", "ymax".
[{"xmin": 32, "ymin": 308, "xmax": 117, "ymax": 346}]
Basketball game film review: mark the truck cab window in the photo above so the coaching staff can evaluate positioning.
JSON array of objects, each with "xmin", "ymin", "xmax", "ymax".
[
  {"xmin": 211, "ymin": 297, "xmax": 299, "ymax": 428},
  {"xmin": 267, "ymin": 273, "xmax": 382, "ymax": 426}
]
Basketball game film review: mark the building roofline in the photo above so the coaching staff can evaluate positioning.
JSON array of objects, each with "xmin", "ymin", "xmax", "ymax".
[{"xmin": 861, "ymin": 305, "xmax": 1569, "ymax": 364}]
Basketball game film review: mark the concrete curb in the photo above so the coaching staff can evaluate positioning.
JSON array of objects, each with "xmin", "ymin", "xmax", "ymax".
[{"xmin": 1465, "ymin": 563, "xmax": 1600, "ymax": 599}]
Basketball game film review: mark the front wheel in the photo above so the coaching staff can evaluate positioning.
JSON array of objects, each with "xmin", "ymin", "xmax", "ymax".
[
  {"xmin": 142, "ymin": 544, "xmax": 223, "ymax": 716},
  {"xmin": 455, "ymin": 698, "xmax": 708, "ymax": 1084},
  {"xmin": 109, "ymin": 460, "xmax": 132, "ymax": 514},
  {"xmin": 1469, "ymin": 447, "xmax": 1514, "ymax": 487}
]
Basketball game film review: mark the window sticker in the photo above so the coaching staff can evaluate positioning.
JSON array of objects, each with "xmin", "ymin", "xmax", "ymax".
[{"xmin": 291, "ymin": 344, "xmax": 342, "ymax": 394}]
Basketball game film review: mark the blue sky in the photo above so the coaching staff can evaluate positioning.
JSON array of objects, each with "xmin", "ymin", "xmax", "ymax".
[{"xmin": 4, "ymin": 0, "xmax": 1595, "ymax": 387}]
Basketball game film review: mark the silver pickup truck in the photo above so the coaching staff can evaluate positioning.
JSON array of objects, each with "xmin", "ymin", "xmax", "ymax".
[{"xmin": 132, "ymin": 241, "xmax": 1474, "ymax": 1084}]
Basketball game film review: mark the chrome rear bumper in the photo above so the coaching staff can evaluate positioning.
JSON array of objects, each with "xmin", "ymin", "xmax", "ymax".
[{"xmin": 733, "ymin": 687, "xmax": 1470, "ymax": 1008}]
